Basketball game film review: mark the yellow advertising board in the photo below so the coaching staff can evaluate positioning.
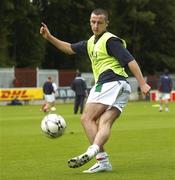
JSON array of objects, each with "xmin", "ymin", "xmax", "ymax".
[{"xmin": 0, "ymin": 88, "xmax": 43, "ymax": 101}]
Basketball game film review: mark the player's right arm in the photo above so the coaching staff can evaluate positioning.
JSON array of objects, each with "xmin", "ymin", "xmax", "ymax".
[{"xmin": 40, "ymin": 22, "xmax": 75, "ymax": 55}]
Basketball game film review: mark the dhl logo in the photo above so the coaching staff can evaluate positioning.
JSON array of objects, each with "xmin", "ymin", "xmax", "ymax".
[
  {"xmin": 0, "ymin": 90, "xmax": 29, "ymax": 99},
  {"xmin": 0, "ymin": 88, "xmax": 43, "ymax": 100}
]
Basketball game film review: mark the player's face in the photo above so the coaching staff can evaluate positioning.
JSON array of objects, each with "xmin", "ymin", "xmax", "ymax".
[{"xmin": 90, "ymin": 13, "xmax": 108, "ymax": 36}]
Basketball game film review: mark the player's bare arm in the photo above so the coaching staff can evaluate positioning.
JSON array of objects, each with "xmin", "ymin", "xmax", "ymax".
[
  {"xmin": 128, "ymin": 60, "xmax": 151, "ymax": 95},
  {"xmin": 40, "ymin": 22, "xmax": 75, "ymax": 55}
]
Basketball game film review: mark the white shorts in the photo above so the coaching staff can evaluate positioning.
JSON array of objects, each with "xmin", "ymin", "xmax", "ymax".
[
  {"xmin": 44, "ymin": 93, "xmax": 55, "ymax": 103},
  {"xmin": 159, "ymin": 92, "xmax": 170, "ymax": 100},
  {"xmin": 86, "ymin": 81, "xmax": 131, "ymax": 112}
]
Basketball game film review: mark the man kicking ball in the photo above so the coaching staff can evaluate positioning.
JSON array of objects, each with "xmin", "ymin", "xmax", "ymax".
[{"xmin": 40, "ymin": 8, "xmax": 150, "ymax": 173}]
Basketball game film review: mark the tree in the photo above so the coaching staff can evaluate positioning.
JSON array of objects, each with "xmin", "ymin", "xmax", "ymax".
[
  {"xmin": 0, "ymin": 0, "xmax": 15, "ymax": 67},
  {"xmin": 1, "ymin": 0, "xmax": 175, "ymax": 74},
  {"xmin": 0, "ymin": 0, "xmax": 45, "ymax": 67},
  {"xmin": 8, "ymin": 0, "xmax": 45, "ymax": 67},
  {"xmin": 140, "ymin": 0, "xmax": 175, "ymax": 73},
  {"xmin": 110, "ymin": 0, "xmax": 175, "ymax": 74}
]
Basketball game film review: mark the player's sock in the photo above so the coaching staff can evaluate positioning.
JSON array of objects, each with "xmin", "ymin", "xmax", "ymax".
[
  {"xmin": 83, "ymin": 152, "xmax": 112, "ymax": 173},
  {"xmin": 86, "ymin": 144, "xmax": 100, "ymax": 158},
  {"xmin": 96, "ymin": 152, "xmax": 109, "ymax": 163}
]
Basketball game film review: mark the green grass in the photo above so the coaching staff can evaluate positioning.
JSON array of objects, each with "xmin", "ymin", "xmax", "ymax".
[{"xmin": 0, "ymin": 102, "xmax": 175, "ymax": 180}]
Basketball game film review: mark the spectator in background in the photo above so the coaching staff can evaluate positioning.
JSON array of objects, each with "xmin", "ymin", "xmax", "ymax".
[
  {"xmin": 41, "ymin": 76, "xmax": 56, "ymax": 112},
  {"xmin": 71, "ymin": 71, "xmax": 88, "ymax": 114},
  {"xmin": 7, "ymin": 96, "xmax": 22, "ymax": 105},
  {"xmin": 158, "ymin": 69, "xmax": 172, "ymax": 112}
]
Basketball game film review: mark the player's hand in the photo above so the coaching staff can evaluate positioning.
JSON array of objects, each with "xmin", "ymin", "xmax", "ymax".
[
  {"xmin": 140, "ymin": 83, "xmax": 151, "ymax": 96},
  {"xmin": 40, "ymin": 22, "xmax": 51, "ymax": 40}
]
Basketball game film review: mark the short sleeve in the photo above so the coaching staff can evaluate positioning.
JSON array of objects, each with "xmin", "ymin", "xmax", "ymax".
[
  {"xmin": 71, "ymin": 41, "xmax": 87, "ymax": 55},
  {"xmin": 107, "ymin": 37, "xmax": 135, "ymax": 66}
]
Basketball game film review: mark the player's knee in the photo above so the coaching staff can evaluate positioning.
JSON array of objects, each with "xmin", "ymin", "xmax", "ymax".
[
  {"xmin": 80, "ymin": 114, "xmax": 87, "ymax": 126},
  {"xmin": 80, "ymin": 113, "xmax": 94, "ymax": 127}
]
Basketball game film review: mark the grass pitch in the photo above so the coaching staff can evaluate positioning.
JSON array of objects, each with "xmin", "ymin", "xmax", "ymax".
[{"xmin": 0, "ymin": 101, "xmax": 175, "ymax": 180}]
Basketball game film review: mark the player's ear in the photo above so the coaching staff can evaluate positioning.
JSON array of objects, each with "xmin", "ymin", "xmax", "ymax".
[{"xmin": 106, "ymin": 20, "xmax": 109, "ymax": 27}]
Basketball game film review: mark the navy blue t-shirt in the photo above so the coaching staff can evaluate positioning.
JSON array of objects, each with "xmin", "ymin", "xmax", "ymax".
[
  {"xmin": 158, "ymin": 74, "xmax": 172, "ymax": 93},
  {"xmin": 43, "ymin": 81, "xmax": 54, "ymax": 95},
  {"xmin": 71, "ymin": 36, "xmax": 134, "ymax": 84}
]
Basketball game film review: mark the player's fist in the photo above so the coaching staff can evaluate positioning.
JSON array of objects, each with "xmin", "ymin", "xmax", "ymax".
[
  {"xmin": 140, "ymin": 83, "xmax": 151, "ymax": 96},
  {"xmin": 40, "ymin": 22, "xmax": 51, "ymax": 39}
]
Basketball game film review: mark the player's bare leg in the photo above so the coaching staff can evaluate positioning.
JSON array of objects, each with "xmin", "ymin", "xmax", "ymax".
[
  {"xmin": 50, "ymin": 101, "xmax": 56, "ymax": 111},
  {"xmin": 68, "ymin": 103, "xmax": 121, "ymax": 171},
  {"xmin": 68, "ymin": 103, "xmax": 106, "ymax": 168},
  {"xmin": 83, "ymin": 106, "xmax": 121, "ymax": 173},
  {"xmin": 81, "ymin": 103, "xmax": 107, "ymax": 145},
  {"xmin": 40, "ymin": 102, "xmax": 49, "ymax": 112},
  {"xmin": 159, "ymin": 99, "xmax": 163, "ymax": 112},
  {"xmin": 165, "ymin": 99, "xmax": 169, "ymax": 112},
  {"xmin": 93, "ymin": 107, "xmax": 120, "ymax": 148}
]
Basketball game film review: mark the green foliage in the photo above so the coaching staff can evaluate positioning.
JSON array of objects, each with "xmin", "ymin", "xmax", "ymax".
[
  {"xmin": 9, "ymin": 0, "xmax": 45, "ymax": 67},
  {"xmin": 0, "ymin": 0, "xmax": 175, "ymax": 73},
  {"xmin": 0, "ymin": 0, "xmax": 45, "ymax": 68},
  {"xmin": 139, "ymin": 0, "xmax": 175, "ymax": 73},
  {"xmin": 0, "ymin": 0, "xmax": 15, "ymax": 67}
]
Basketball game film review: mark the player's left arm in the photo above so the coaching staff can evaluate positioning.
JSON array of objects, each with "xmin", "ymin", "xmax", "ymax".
[
  {"xmin": 128, "ymin": 60, "xmax": 151, "ymax": 95},
  {"xmin": 107, "ymin": 38, "xmax": 151, "ymax": 95}
]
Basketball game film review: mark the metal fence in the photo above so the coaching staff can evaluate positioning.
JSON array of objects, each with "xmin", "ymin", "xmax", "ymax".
[
  {"xmin": 1, "ymin": 67, "xmax": 175, "ymax": 102},
  {"xmin": 0, "ymin": 67, "xmax": 94, "ymax": 89},
  {"xmin": 0, "ymin": 68, "xmax": 14, "ymax": 88},
  {"xmin": 37, "ymin": 68, "xmax": 59, "ymax": 88}
]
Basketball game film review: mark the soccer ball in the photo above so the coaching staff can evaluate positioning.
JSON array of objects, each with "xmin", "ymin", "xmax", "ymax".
[{"xmin": 41, "ymin": 113, "xmax": 66, "ymax": 138}]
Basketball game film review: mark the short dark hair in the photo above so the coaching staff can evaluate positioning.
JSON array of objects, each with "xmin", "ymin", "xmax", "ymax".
[
  {"xmin": 76, "ymin": 72, "xmax": 81, "ymax": 77},
  {"xmin": 91, "ymin": 8, "xmax": 109, "ymax": 21},
  {"xmin": 164, "ymin": 69, "xmax": 169, "ymax": 75},
  {"xmin": 48, "ymin": 76, "xmax": 52, "ymax": 81}
]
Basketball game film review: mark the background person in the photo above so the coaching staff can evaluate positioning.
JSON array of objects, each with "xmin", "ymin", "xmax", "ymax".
[
  {"xmin": 7, "ymin": 96, "xmax": 22, "ymax": 105},
  {"xmin": 71, "ymin": 71, "xmax": 88, "ymax": 114},
  {"xmin": 40, "ymin": 8, "xmax": 150, "ymax": 173},
  {"xmin": 41, "ymin": 76, "xmax": 56, "ymax": 112},
  {"xmin": 158, "ymin": 69, "xmax": 172, "ymax": 112}
]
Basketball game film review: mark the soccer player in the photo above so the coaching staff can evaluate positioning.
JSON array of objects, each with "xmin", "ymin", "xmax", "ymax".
[
  {"xmin": 41, "ymin": 76, "xmax": 56, "ymax": 112},
  {"xmin": 40, "ymin": 8, "xmax": 150, "ymax": 173},
  {"xmin": 158, "ymin": 69, "xmax": 172, "ymax": 112}
]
